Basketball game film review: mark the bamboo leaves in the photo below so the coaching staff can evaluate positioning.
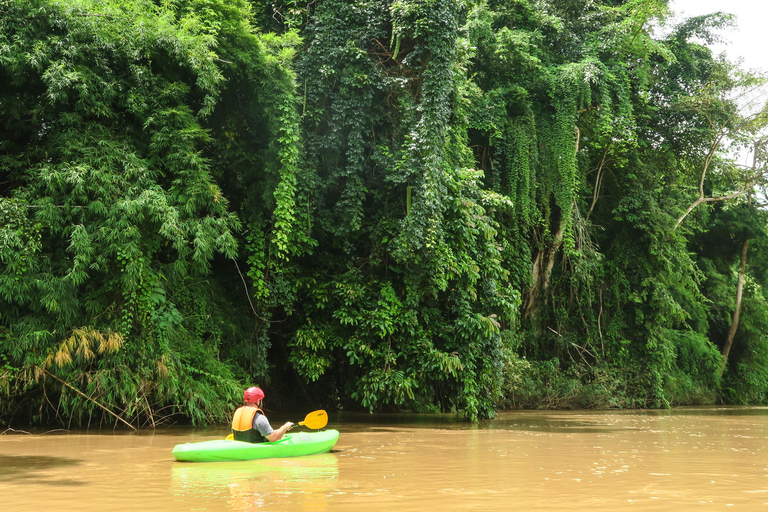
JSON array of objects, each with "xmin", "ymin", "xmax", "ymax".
[{"xmin": 0, "ymin": 0, "xmax": 254, "ymax": 426}]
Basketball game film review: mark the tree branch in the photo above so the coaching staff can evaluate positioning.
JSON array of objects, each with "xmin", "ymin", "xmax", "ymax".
[
  {"xmin": 39, "ymin": 368, "xmax": 137, "ymax": 431},
  {"xmin": 674, "ymin": 130, "xmax": 738, "ymax": 230}
]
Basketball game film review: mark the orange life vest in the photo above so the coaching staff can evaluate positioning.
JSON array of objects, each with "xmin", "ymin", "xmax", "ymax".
[{"xmin": 231, "ymin": 405, "xmax": 267, "ymax": 443}]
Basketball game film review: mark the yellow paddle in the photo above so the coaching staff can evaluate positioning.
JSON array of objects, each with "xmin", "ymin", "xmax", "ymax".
[
  {"xmin": 297, "ymin": 410, "xmax": 328, "ymax": 430},
  {"xmin": 226, "ymin": 410, "xmax": 328, "ymax": 440}
]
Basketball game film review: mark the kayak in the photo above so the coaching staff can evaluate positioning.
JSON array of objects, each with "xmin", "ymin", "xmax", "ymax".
[{"xmin": 172, "ymin": 429, "xmax": 340, "ymax": 462}]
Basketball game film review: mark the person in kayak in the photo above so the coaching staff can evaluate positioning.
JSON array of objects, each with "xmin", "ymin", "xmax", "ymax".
[{"xmin": 231, "ymin": 386, "xmax": 294, "ymax": 443}]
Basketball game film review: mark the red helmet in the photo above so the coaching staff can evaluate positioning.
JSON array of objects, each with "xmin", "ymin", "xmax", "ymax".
[{"xmin": 243, "ymin": 386, "xmax": 265, "ymax": 405}]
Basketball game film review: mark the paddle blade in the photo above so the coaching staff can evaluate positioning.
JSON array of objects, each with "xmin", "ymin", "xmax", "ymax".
[{"xmin": 299, "ymin": 410, "xmax": 328, "ymax": 429}]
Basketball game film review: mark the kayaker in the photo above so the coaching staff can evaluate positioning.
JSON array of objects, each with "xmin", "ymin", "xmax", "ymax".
[{"xmin": 231, "ymin": 386, "xmax": 294, "ymax": 443}]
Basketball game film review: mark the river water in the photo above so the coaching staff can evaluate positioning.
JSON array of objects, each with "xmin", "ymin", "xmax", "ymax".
[{"xmin": 2, "ymin": 407, "xmax": 767, "ymax": 511}]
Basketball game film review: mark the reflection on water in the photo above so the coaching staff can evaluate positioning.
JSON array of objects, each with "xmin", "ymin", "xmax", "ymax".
[
  {"xmin": 0, "ymin": 453, "xmax": 84, "ymax": 486},
  {"xmin": 172, "ymin": 455, "xmax": 339, "ymax": 512},
  {"xmin": 1, "ymin": 407, "xmax": 768, "ymax": 511}
]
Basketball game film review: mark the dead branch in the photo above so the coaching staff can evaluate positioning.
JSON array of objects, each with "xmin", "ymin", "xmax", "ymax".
[
  {"xmin": 2, "ymin": 428, "xmax": 32, "ymax": 435},
  {"xmin": 75, "ymin": 13, "xmax": 124, "ymax": 19},
  {"xmin": 40, "ymin": 429, "xmax": 70, "ymax": 435},
  {"xmin": 39, "ymin": 367, "xmax": 137, "ymax": 431}
]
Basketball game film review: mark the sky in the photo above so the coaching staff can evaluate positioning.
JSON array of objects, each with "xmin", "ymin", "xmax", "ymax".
[
  {"xmin": 669, "ymin": 0, "xmax": 768, "ymax": 73},
  {"xmin": 668, "ymin": 1, "xmax": 768, "ymax": 168}
]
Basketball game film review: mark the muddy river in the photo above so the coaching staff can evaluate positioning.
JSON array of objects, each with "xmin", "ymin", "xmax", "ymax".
[{"xmin": 2, "ymin": 407, "xmax": 767, "ymax": 511}]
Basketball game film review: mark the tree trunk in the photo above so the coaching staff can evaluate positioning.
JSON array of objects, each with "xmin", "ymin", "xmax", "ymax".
[
  {"xmin": 524, "ymin": 127, "xmax": 579, "ymax": 321},
  {"xmin": 720, "ymin": 239, "xmax": 749, "ymax": 376},
  {"xmin": 523, "ymin": 222, "xmax": 565, "ymax": 322}
]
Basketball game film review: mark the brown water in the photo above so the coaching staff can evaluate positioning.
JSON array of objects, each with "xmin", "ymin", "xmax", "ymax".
[{"xmin": 2, "ymin": 407, "xmax": 767, "ymax": 511}]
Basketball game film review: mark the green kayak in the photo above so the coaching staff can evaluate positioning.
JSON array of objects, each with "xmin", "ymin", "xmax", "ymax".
[{"xmin": 172, "ymin": 429, "xmax": 340, "ymax": 462}]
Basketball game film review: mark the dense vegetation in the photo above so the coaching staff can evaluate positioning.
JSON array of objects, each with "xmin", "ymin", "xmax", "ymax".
[{"xmin": 2, "ymin": 0, "xmax": 768, "ymax": 427}]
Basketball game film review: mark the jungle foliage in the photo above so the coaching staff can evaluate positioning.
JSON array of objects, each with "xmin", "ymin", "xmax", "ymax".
[{"xmin": 2, "ymin": 0, "xmax": 768, "ymax": 427}]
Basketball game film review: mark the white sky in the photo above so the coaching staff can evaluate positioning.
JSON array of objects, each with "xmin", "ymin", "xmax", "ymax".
[
  {"xmin": 669, "ymin": 0, "xmax": 768, "ymax": 74},
  {"xmin": 668, "ymin": 1, "xmax": 768, "ymax": 169}
]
